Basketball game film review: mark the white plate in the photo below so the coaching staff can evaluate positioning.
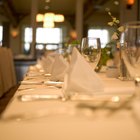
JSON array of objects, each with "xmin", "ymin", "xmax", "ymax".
[
  {"xmin": 20, "ymin": 80, "xmax": 44, "ymax": 85},
  {"xmin": 44, "ymin": 80, "xmax": 63, "ymax": 87},
  {"xmin": 18, "ymin": 94, "xmax": 63, "ymax": 102}
]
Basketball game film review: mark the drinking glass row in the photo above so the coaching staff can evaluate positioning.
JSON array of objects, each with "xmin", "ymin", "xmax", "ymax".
[{"xmin": 58, "ymin": 21, "xmax": 140, "ymax": 88}]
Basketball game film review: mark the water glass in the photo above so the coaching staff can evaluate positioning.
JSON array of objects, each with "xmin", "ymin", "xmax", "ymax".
[
  {"xmin": 120, "ymin": 21, "xmax": 140, "ymax": 84},
  {"xmin": 81, "ymin": 37, "xmax": 101, "ymax": 70}
]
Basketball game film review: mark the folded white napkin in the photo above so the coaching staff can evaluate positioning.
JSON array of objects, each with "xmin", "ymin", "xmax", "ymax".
[
  {"xmin": 63, "ymin": 47, "xmax": 104, "ymax": 97},
  {"xmin": 63, "ymin": 48, "xmax": 135, "ymax": 100},
  {"xmin": 41, "ymin": 56, "xmax": 55, "ymax": 74},
  {"xmin": 50, "ymin": 54, "xmax": 69, "ymax": 82}
]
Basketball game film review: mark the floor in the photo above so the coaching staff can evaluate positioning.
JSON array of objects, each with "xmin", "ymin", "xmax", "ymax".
[{"xmin": 0, "ymin": 85, "xmax": 19, "ymax": 115}]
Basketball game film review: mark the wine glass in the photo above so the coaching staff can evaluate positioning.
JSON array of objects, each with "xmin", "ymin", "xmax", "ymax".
[
  {"xmin": 120, "ymin": 21, "xmax": 140, "ymax": 86},
  {"xmin": 80, "ymin": 37, "xmax": 101, "ymax": 70}
]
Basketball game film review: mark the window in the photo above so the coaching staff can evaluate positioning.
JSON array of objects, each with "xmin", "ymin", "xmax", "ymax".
[
  {"xmin": 0, "ymin": 26, "xmax": 3, "ymax": 46},
  {"xmin": 36, "ymin": 28, "xmax": 62, "ymax": 50},
  {"xmin": 24, "ymin": 27, "xmax": 32, "ymax": 52},
  {"xmin": 23, "ymin": 27, "xmax": 62, "ymax": 53},
  {"xmin": 88, "ymin": 29, "xmax": 109, "ymax": 48}
]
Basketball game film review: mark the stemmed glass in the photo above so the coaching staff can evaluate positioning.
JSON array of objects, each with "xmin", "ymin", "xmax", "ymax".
[
  {"xmin": 120, "ymin": 21, "xmax": 140, "ymax": 87},
  {"xmin": 80, "ymin": 37, "xmax": 101, "ymax": 70}
]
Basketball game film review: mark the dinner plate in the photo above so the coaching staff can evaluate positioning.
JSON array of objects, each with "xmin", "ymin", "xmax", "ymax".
[
  {"xmin": 26, "ymin": 73, "xmax": 51, "ymax": 77},
  {"xmin": 44, "ymin": 80, "xmax": 63, "ymax": 87},
  {"xmin": 20, "ymin": 80, "xmax": 44, "ymax": 85},
  {"xmin": 17, "ymin": 94, "xmax": 63, "ymax": 102},
  {"xmin": 17, "ymin": 87, "xmax": 63, "ymax": 101},
  {"xmin": 69, "ymin": 93, "xmax": 135, "ymax": 111},
  {"xmin": 70, "ymin": 94, "xmax": 134, "ymax": 102},
  {"xmin": 26, "ymin": 73, "xmax": 44, "ymax": 76}
]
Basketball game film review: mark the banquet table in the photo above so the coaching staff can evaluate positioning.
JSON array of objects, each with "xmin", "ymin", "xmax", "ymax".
[{"xmin": 0, "ymin": 65, "xmax": 140, "ymax": 140}]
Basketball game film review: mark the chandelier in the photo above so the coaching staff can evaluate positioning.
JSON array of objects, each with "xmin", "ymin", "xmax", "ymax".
[{"xmin": 36, "ymin": 12, "xmax": 65, "ymax": 28}]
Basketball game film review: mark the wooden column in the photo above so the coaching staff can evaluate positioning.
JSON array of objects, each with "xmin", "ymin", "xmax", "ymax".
[
  {"xmin": 30, "ymin": 0, "xmax": 38, "ymax": 58},
  {"xmin": 75, "ymin": 0, "xmax": 84, "ymax": 41},
  {"xmin": 138, "ymin": 0, "xmax": 140, "ymax": 20},
  {"xmin": 2, "ymin": 22, "xmax": 10, "ymax": 48}
]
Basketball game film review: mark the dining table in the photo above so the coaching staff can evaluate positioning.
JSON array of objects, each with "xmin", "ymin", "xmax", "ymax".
[{"xmin": 0, "ymin": 62, "xmax": 140, "ymax": 140}]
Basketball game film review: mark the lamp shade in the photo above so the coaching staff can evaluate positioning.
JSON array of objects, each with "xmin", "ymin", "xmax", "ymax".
[
  {"xmin": 43, "ymin": 21, "xmax": 55, "ymax": 28},
  {"xmin": 126, "ymin": 0, "xmax": 135, "ymax": 9},
  {"xmin": 36, "ymin": 12, "xmax": 65, "ymax": 27},
  {"xmin": 10, "ymin": 26, "xmax": 19, "ymax": 38},
  {"xmin": 44, "ymin": 12, "xmax": 55, "ymax": 22},
  {"xmin": 54, "ymin": 14, "xmax": 65, "ymax": 22},
  {"xmin": 36, "ymin": 14, "xmax": 44, "ymax": 22},
  {"xmin": 127, "ymin": 0, "xmax": 135, "ymax": 5}
]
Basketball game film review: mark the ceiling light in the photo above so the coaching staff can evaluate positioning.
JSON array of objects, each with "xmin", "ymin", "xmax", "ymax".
[
  {"xmin": 43, "ymin": 21, "xmax": 55, "ymax": 28},
  {"xmin": 54, "ymin": 14, "xmax": 65, "ymax": 22},
  {"xmin": 36, "ymin": 14, "xmax": 44, "ymax": 22},
  {"xmin": 36, "ymin": 12, "xmax": 65, "ymax": 28},
  {"xmin": 45, "ymin": 0, "xmax": 50, "ymax": 3},
  {"xmin": 44, "ymin": 5, "xmax": 50, "ymax": 10},
  {"xmin": 114, "ymin": 1, "xmax": 119, "ymax": 5},
  {"xmin": 126, "ymin": 0, "xmax": 135, "ymax": 9},
  {"xmin": 44, "ymin": 12, "xmax": 55, "ymax": 22},
  {"xmin": 105, "ymin": 8, "xmax": 110, "ymax": 12},
  {"xmin": 127, "ymin": 0, "xmax": 135, "ymax": 5},
  {"xmin": 10, "ymin": 27, "xmax": 19, "ymax": 38}
]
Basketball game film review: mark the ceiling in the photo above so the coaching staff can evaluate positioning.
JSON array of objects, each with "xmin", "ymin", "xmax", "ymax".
[
  {"xmin": 0, "ymin": 0, "xmax": 120, "ymax": 25},
  {"xmin": 12, "ymin": 0, "xmax": 77, "ymax": 15}
]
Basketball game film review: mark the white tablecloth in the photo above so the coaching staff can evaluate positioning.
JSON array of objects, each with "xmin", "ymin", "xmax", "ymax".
[{"xmin": 0, "ymin": 68, "xmax": 140, "ymax": 140}]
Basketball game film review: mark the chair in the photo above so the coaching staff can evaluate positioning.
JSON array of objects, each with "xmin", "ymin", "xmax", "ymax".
[{"xmin": 0, "ymin": 47, "xmax": 17, "ymax": 97}]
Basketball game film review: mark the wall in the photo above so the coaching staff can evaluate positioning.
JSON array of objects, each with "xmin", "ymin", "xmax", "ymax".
[
  {"xmin": 120, "ymin": 0, "xmax": 139, "ymax": 24},
  {"xmin": 9, "ymin": 15, "xmax": 74, "ymax": 55},
  {"xmin": 9, "ymin": 27, "xmax": 21, "ymax": 55},
  {"xmin": 1, "ymin": 0, "xmax": 140, "ymax": 56}
]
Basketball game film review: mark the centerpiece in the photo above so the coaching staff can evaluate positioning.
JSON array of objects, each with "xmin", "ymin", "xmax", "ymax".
[
  {"xmin": 99, "ymin": 12, "xmax": 125, "ymax": 77},
  {"xmin": 106, "ymin": 11, "xmax": 124, "ymax": 66}
]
